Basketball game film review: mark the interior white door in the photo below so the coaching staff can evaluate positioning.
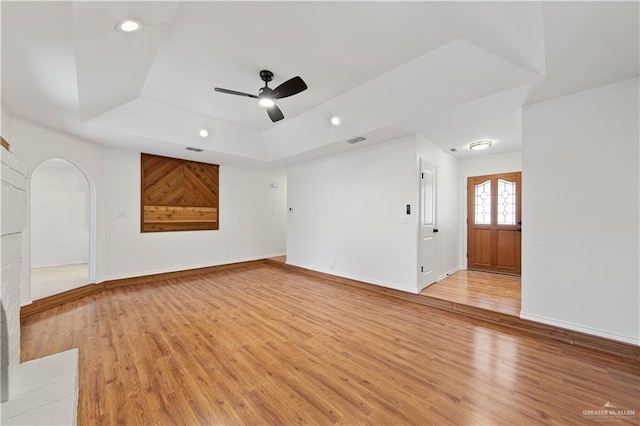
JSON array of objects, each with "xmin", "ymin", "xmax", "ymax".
[{"xmin": 419, "ymin": 159, "xmax": 437, "ymax": 290}]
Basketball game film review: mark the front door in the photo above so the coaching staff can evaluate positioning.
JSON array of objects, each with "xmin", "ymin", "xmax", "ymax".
[{"xmin": 467, "ymin": 172, "xmax": 521, "ymax": 275}]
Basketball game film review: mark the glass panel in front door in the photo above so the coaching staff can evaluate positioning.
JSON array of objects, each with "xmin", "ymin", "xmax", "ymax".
[
  {"xmin": 474, "ymin": 180, "xmax": 491, "ymax": 225},
  {"xmin": 497, "ymin": 179, "xmax": 517, "ymax": 225}
]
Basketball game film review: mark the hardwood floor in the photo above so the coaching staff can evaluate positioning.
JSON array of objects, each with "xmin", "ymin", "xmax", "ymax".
[
  {"xmin": 421, "ymin": 270, "xmax": 521, "ymax": 316},
  {"xmin": 21, "ymin": 264, "xmax": 639, "ymax": 425}
]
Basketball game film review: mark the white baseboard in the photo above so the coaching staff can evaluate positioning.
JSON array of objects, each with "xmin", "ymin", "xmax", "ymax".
[
  {"xmin": 417, "ymin": 265, "xmax": 465, "ymax": 293},
  {"xmin": 435, "ymin": 265, "xmax": 463, "ymax": 282},
  {"xmin": 520, "ymin": 312, "xmax": 639, "ymax": 346},
  {"xmin": 286, "ymin": 262, "xmax": 417, "ymax": 294}
]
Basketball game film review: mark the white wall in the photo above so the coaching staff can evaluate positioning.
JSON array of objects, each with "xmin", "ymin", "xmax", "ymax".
[
  {"xmin": 10, "ymin": 116, "xmax": 107, "ymax": 304},
  {"xmin": 30, "ymin": 159, "xmax": 90, "ymax": 267},
  {"xmin": 417, "ymin": 135, "xmax": 460, "ymax": 282},
  {"xmin": 458, "ymin": 151, "xmax": 522, "ymax": 268},
  {"xmin": 459, "ymin": 151, "xmax": 522, "ymax": 178},
  {"xmin": 104, "ymin": 149, "xmax": 286, "ymax": 280},
  {"xmin": 1, "ymin": 107, "xmax": 12, "ymax": 142},
  {"xmin": 8, "ymin": 115, "xmax": 287, "ymax": 304},
  {"xmin": 287, "ymin": 136, "xmax": 419, "ymax": 292},
  {"xmin": 287, "ymin": 135, "xmax": 459, "ymax": 293},
  {"xmin": 521, "ymin": 78, "xmax": 639, "ymax": 345}
]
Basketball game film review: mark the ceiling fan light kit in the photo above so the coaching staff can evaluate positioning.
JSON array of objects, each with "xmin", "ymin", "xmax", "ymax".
[
  {"xmin": 214, "ymin": 69, "xmax": 307, "ymax": 123},
  {"xmin": 258, "ymin": 93, "xmax": 275, "ymax": 108}
]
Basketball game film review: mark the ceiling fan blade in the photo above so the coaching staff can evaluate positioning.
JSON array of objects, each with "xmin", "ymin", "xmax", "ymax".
[
  {"xmin": 266, "ymin": 104, "xmax": 284, "ymax": 122},
  {"xmin": 214, "ymin": 87, "xmax": 258, "ymax": 99},
  {"xmin": 272, "ymin": 76, "xmax": 307, "ymax": 99}
]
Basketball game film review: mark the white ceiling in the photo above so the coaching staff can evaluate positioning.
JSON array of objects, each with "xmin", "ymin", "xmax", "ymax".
[{"xmin": 2, "ymin": 1, "xmax": 638, "ymax": 166}]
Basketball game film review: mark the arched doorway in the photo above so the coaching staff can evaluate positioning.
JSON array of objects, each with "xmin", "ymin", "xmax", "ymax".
[{"xmin": 30, "ymin": 158, "xmax": 95, "ymax": 300}]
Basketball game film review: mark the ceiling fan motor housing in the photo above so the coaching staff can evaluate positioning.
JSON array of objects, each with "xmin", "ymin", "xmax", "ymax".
[{"xmin": 259, "ymin": 87, "xmax": 273, "ymax": 97}]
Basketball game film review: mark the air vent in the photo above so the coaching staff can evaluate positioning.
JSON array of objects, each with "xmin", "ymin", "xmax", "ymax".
[
  {"xmin": 185, "ymin": 147, "xmax": 203, "ymax": 152},
  {"xmin": 449, "ymin": 148, "xmax": 458, "ymax": 152},
  {"xmin": 346, "ymin": 136, "xmax": 366, "ymax": 144}
]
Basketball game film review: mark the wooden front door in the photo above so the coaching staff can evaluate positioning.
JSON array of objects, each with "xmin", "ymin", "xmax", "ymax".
[{"xmin": 467, "ymin": 172, "xmax": 521, "ymax": 275}]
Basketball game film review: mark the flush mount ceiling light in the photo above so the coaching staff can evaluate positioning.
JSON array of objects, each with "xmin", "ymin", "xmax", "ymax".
[
  {"xmin": 469, "ymin": 140, "xmax": 492, "ymax": 151},
  {"xmin": 199, "ymin": 129, "xmax": 209, "ymax": 138},
  {"xmin": 116, "ymin": 19, "xmax": 142, "ymax": 33},
  {"xmin": 330, "ymin": 116, "xmax": 341, "ymax": 126}
]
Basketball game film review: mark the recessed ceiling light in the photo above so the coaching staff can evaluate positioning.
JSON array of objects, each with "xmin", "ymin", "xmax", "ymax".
[
  {"xmin": 330, "ymin": 116, "xmax": 341, "ymax": 126},
  {"xmin": 116, "ymin": 19, "xmax": 142, "ymax": 33},
  {"xmin": 199, "ymin": 129, "xmax": 209, "ymax": 138},
  {"xmin": 469, "ymin": 140, "xmax": 492, "ymax": 151}
]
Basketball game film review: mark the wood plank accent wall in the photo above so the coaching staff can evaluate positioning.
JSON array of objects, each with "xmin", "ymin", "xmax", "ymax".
[{"xmin": 141, "ymin": 153, "xmax": 219, "ymax": 232}]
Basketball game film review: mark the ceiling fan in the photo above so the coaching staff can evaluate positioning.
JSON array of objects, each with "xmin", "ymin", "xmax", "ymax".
[{"xmin": 214, "ymin": 70, "xmax": 307, "ymax": 123}]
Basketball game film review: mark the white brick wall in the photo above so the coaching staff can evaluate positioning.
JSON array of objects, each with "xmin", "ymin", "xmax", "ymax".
[
  {"xmin": 1, "ymin": 146, "xmax": 79, "ymax": 425},
  {"xmin": 1, "ymin": 146, "xmax": 28, "ymax": 402}
]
